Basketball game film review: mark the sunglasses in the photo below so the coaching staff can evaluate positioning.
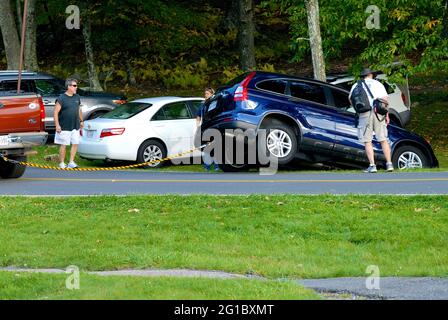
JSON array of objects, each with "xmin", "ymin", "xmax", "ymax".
[{"xmin": 70, "ymin": 84, "xmax": 78, "ymax": 87}]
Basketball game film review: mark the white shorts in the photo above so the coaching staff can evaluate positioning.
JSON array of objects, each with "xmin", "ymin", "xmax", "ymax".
[{"xmin": 55, "ymin": 129, "xmax": 81, "ymax": 146}]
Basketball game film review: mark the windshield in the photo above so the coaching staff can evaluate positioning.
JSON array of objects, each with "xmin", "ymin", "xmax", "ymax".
[{"xmin": 100, "ymin": 102, "xmax": 152, "ymax": 119}]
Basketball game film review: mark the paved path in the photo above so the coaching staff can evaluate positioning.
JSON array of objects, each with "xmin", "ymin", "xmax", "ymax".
[
  {"xmin": 1, "ymin": 267, "xmax": 447, "ymax": 300},
  {"xmin": 1, "ymin": 168, "xmax": 448, "ymax": 195},
  {"xmin": 297, "ymin": 277, "xmax": 448, "ymax": 300}
]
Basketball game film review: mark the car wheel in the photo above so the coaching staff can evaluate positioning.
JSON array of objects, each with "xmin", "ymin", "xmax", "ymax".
[
  {"xmin": 392, "ymin": 145, "xmax": 429, "ymax": 170},
  {"xmin": 0, "ymin": 156, "xmax": 27, "ymax": 179},
  {"xmin": 261, "ymin": 120, "xmax": 297, "ymax": 166},
  {"xmin": 137, "ymin": 140, "xmax": 167, "ymax": 168}
]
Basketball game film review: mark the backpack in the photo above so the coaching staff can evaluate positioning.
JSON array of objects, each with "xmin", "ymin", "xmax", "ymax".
[
  {"xmin": 350, "ymin": 80, "xmax": 372, "ymax": 114},
  {"xmin": 362, "ymin": 80, "xmax": 389, "ymax": 120}
]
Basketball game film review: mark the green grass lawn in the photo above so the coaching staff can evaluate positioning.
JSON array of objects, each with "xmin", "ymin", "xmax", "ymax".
[
  {"xmin": 0, "ymin": 272, "xmax": 318, "ymax": 300},
  {"xmin": 0, "ymin": 195, "xmax": 447, "ymax": 279}
]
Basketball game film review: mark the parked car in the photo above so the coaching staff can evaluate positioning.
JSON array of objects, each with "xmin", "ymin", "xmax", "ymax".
[
  {"xmin": 78, "ymin": 96, "xmax": 204, "ymax": 167},
  {"xmin": 0, "ymin": 92, "xmax": 48, "ymax": 179},
  {"xmin": 201, "ymin": 71, "xmax": 438, "ymax": 172},
  {"xmin": 327, "ymin": 72, "xmax": 411, "ymax": 127},
  {"xmin": 0, "ymin": 71, "xmax": 127, "ymax": 132}
]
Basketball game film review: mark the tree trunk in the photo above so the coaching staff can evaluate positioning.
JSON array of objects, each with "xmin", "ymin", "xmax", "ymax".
[
  {"xmin": 16, "ymin": 0, "xmax": 22, "ymax": 32},
  {"xmin": 0, "ymin": 0, "xmax": 21, "ymax": 70},
  {"xmin": 305, "ymin": 0, "xmax": 326, "ymax": 81},
  {"xmin": 442, "ymin": 0, "xmax": 448, "ymax": 39},
  {"xmin": 82, "ymin": 14, "xmax": 103, "ymax": 91},
  {"xmin": 125, "ymin": 57, "xmax": 136, "ymax": 86},
  {"xmin": 24, "ymin": 0, "xmax": 38, "ymax": 71},
  {"xmin": 238, "ymin": 0, "xmax": 256, "ymax": 72}
]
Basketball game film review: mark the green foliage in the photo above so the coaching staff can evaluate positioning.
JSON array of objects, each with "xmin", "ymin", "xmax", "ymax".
[{"xmin": 262, "ymin": 0, "xmax": 448, "ymax": 81}]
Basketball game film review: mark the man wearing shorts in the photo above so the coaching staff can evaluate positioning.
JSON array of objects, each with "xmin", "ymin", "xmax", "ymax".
[
  {"xmin": 54, "ymin": 78, "xmax": 84, "ymax": 169},
  {"xmin": 349, "ymin": 68, "xmax": 394, "ymax": 173}
]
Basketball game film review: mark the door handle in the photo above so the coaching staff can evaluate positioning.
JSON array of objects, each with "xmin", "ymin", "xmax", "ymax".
[{"xmin": 0, "ymin": 103, "xmax": 4, "ymax": 109}]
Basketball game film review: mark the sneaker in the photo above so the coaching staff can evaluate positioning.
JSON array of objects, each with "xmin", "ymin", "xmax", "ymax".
[
  {"xmin": 214, "ymin": 165, "xmax": 220, "ymax": 172},
  {"xmin": 386, "ymin": 162, "xmax": 394, "ymax": 172},
  {"xmin": 67, "ymin": 161, "xmax": 78, "ymax": 169},
  {"xmin": 59, "ymin": 162, "xmax": 67, "ymax": 169},
  {"xmin": 364, "ymin": 165, "xmax": 377, "ymax": 173}
]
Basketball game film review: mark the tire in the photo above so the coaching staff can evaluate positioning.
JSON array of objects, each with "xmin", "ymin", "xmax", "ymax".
[
  {"xmin": 392, "ymin": 145, "xmax": 429, "ymax": 170},
  {"xmin": 260, "ymin": 119, "xmax": 298, "ymax": 166},
  {"xmin": 137, "ymin": 140, "xmax": 167, "ymax": 168},
  {"xmin": 0, "ymin": 156, "xmax": 27, "ymax": 179},
  {"xmin": 389, "ymin": 115, "xmax": 402, "ymax": 127}
]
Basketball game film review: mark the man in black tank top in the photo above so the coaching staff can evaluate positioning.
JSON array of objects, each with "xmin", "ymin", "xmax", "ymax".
[{"xmin": 54, "ymin": 78, "xmax": 84, "ymax": 169}]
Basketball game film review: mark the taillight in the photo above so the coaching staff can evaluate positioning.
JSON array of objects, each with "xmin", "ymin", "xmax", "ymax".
[
  {"xmin": 234, "ymin": 71, "xmax": 256, "ymax": 102},
  {"xmin": 401, "ymin": 93, "xmax": 407, "ymax": 106},
  {"xmin": 38, "ymin": 97, "xmax": 46, "ymax": 131},
  {"xmin": 100, "ymin": 128, "xmax": 125, "ymax": 138}
]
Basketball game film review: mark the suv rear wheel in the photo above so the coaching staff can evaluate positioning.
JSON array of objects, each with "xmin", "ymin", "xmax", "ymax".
[
  {"xmin": 0, "ymin": 156, "xmax": 27, "ymax": 179},
  {"xmin": 261, "ymin": 120, "xmax": 297, "ymax": 166}
]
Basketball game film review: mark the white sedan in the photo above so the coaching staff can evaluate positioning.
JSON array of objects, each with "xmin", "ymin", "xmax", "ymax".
[{"xmin": 78, "ymin": 96, "xmax": 204, "ymax": 167}]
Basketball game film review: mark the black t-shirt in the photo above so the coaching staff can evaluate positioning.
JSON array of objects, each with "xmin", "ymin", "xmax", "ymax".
[{"xmin": 56, "ymin": 93, "xmax": 81, "ymax": 131}]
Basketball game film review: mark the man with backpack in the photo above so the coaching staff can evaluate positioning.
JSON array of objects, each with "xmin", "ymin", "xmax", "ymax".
[{"xmin": 349, "ymin": 68, "xmax": 394, "ymax": 173}]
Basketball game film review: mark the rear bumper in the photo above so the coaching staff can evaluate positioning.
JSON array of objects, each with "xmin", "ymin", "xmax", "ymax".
[
  {"xmin": 0, "ymin": 132, "xmax": 48, "ymax": 149},
  {"xmin": 398, "ymin": 109, "xmax": 411, "ymax": 126},
  {"xmin": 78, "ymin": 138, "xmax": 136, "ymax": 161}
]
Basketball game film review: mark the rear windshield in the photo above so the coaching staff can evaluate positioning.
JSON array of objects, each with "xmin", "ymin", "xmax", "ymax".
[{"xmin": 100, "ymin": 102, "xmax": 152, "ymax": 119}]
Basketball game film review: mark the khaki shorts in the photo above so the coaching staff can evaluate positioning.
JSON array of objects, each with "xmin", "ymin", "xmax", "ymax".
[{"xmin": 357, "ymin": 112, "xmax": 388, "ymax": 143}]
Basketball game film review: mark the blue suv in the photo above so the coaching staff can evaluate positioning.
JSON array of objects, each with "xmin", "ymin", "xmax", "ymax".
[{"xmin": 201, "ymin": 71, "xmax": 438, "ymax": 172}]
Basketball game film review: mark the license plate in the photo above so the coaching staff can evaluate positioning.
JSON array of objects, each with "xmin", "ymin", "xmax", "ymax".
[
  {"xmin": 0, "ymin": 136, "xmax": 9, "ymax": 146},
  {"xmin": 86, "ymin": 130, "xmax": 95, "ymax": 138}
]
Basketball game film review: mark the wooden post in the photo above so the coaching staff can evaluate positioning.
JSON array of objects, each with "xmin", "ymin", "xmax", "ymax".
[{"xmin": 17, "ymin": 0, "xmax": 29, "ymax": 93}]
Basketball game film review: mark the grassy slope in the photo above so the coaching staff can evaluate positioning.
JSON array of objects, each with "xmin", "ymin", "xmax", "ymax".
[
  {"xmin": 0, "ymin": 195, "xmax": 447, "ymax": 279},
  {"xmin": 0, "ymin": 272, "xmax": 319, "ymax": 300}
]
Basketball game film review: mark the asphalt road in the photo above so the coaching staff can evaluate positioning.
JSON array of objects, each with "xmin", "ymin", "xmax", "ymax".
[{"xmin": 1, "ymin": 168, "xmax": 448, "ymax": 195}]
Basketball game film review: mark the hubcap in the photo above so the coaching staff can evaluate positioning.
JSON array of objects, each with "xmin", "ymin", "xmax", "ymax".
[
  {"xmin": 397, "ymin": 151, "xmax": 423, "ymax": 169},
  {"xmin": 143, "ymin": 145, "xmax": 163, "ymax": 167},
  {"xmin": 267, "ymin": 129, "xmax": 292, "ymax": 158}
]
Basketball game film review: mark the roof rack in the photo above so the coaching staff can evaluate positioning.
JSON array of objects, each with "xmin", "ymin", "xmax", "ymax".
[{"xmin": 0, "ymin": 70, "xmax": 35, "ymax": 75}]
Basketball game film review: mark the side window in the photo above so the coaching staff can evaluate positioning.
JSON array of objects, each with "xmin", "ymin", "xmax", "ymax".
[
  {"xmin": 153, "ymin": 102, "xmax": 191, "ymax": 121},
  {"xmin": 330, "ymin": 88, "xmax": 354, "ymax": 113},
  {"xmin": 152, "ymin": 109, "xmax": 166, "ymax": 121},
  {"xmin": 0, "ymin": 80, "xmax": 34, "ymax": 93},
  {"xmin": 256, "ymin": 80, "xmax": 287, "ymax": 95},
  {"xmin": 289, "ymin": 81, "xmax": 326, "ymax": 105},
  {"xmin": 189, "ymin": 100, "xmax": 204, "ymax": 118},
  {"xmin": 35, "ymin": 79, "xmax": 65, "ymax": 96},
  {"xmin": 377, "ymin": 79, "xmax": 395, "ymax": 95}
]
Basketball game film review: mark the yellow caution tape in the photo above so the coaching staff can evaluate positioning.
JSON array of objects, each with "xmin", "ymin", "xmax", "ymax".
[{"xmin": 0, "ymin": 144, "xmax": 207, "ymax": 172}]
